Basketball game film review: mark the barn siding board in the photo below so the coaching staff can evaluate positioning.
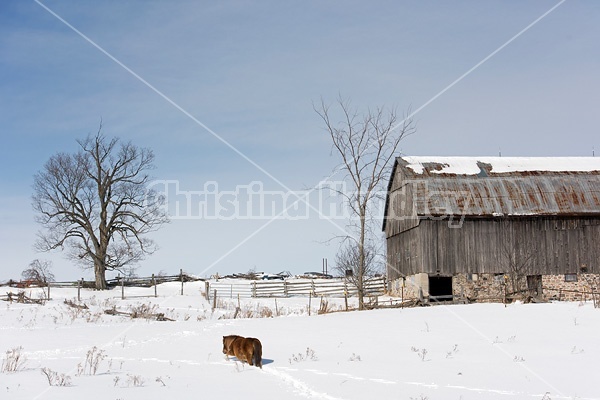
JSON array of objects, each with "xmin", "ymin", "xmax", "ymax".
[
  {"xmin": 586, "ymin": 224, "xmax": 600, "ymax": 272},
  {"xmin": 386, "ymin": 217, "xmax": 600, "ymax": 277}
]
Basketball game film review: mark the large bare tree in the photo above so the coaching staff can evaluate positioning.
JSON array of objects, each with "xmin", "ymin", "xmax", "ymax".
[
  {"xmin": 316, "ymin": 97, "xmax": 414, "ymax": 309},
  {"xmin": 32, "ymin": 127, "xmax": 168, "ymax": 289}
]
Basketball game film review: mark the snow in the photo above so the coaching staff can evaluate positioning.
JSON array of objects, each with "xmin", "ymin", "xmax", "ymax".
[
  {"xmin": 1, "ymin": 281, "xmax": 599, "ymax": 400},
  {"xmin": 403, "ymin": 156, "xmax": 600, "ymax": 175}
]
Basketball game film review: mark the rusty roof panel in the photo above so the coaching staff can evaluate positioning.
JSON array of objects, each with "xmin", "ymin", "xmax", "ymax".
[
  {"xmin": 404, "ymin": 174, "xmax": 600, "ymax": 217},
  {"xmin": 391, "ymin": 157, "xmax": 600, "ymax": 218},
  {"xmin": 383, "ymin": 157, "xmax": 600, "ymax": 233}
]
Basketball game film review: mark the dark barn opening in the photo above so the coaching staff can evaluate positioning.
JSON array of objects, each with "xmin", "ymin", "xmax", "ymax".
[
  {"xmin": 429, "ymin": 276, "xmax": 453, "ymax": 300},
  {"xmin": 527, "ymin": 275, "xmax": 543, "ymax": 296}
]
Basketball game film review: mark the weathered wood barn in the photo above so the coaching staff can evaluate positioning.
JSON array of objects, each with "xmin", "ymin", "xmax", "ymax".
[{"xmin": 383, "ymin": 156, "xmax": 600, "ymax": 301}]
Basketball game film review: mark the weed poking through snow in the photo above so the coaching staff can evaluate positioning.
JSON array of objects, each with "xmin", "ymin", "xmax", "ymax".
[
  {"xmin": 446, "ymin": 344, "xmax": 459, "ymax": 359},
  {"xmin": 156, "ymin": 376, "xmax": 168, "ymax": 386},
  {"xmin": 1, "ymin": 347, "xmax": 27, "ymax": 373},
  {"xmin": 411, "ymin": 346, "xmax": 428, "ymax": 362},
  {"xmin": 41, "ymin": 367, "xmax": 72, "ymax": 386},
  {"xmin": 126, "ymin": 374, "xmax": 145, "ymax": 387},
  {"xmin": 77, "ymin": 346, "xmax": 106, "ymax": 376},
  {"xmin": 289, "ymin": 347, "xmax": 318, "ymax": 364},
  {"xmin": 571, "ymin": 346, "xmax": 584, "ymax": 355}
]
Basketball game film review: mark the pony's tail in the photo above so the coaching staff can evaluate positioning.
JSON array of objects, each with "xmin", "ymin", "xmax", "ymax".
[{"xmin": 253, "ymin": 340, "xmax": 262, "ymax": 369}]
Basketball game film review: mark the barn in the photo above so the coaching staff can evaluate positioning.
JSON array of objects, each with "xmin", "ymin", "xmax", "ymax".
[{"xmin": 383, "ymin": 156, "xmax": 600, "ymax": 302}]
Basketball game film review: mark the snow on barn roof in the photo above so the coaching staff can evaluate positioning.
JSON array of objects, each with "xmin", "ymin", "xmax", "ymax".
[
  {"xmin": 402, "ymin": 156, "xmax": 600, "ymax": 175},
  {"xmin": 385, "ymin": 156, "xmax": 600, "ymax": 221}
]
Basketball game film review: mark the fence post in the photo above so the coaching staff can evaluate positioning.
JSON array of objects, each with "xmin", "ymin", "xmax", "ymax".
[
  {"xmin": 212, "ymin": 289, "xmax": 217, "ymax": 310},
  {"xmin": 252, "ymin": 281, "xmax": 257, "ymax": 298},
  {"xmin": 401, "ymin": 285, "xmax": 404, "ymax": 305},
  {"xmin": 284, "ymin": 281, "xmax": 288, "ymax": 298},
  {"xmin": 384, "ymin": 276, "xmax": 388, "ymax": 294},
  {"xmin": 47, "ymin": 281, "xmax": 51, "ymax": 300},
  {"xmin": 205, "ymin": 281, "xmax": 210, "ymax": 301},
  {"xmin": 120, "ymin": 275, "xmax": 125, "ymax": 300},
  {"xmin": 308, "ymin": 292, "xmax": 312, "ymax": 316},
  {"xmin": 152, "ymin": 274, "xmax": 157, "ymax": 298},
  {"xmin": 78, "ymin": 278, "xmax": 82, "ymax": 302},
  {"xmin": 180, "ymin": 269, "xmax": 184, "ymax": 295},
  {"xmin": 344, "ymin": 291, "xmax": 348, "ymax": 311}
]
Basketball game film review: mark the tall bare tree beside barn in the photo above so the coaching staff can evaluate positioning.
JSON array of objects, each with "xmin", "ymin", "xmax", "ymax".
[
  {"xmin": 499, "ymin": 219, "xmax": 536, "ymax": 297},
  {"xmin": 315, "ymin": 97, "xmax": 414, "ymax": 309},
  {"xmin": 32, "ymin": 126, "xmax": 168, "ymax": 289}
]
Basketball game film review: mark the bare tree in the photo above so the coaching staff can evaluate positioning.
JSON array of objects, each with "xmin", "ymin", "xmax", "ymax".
[
  {"xmin": 22, "ymin": 259, "xmax": 55, "ymax": 284},
  {"xmin": 315, "ymin": 97, "xmax": 414, "ymax": 309},
  {"xmin": 32, "ymin": 126, "xmax": 169, "ymax": 289},
  {"xmin": 581, "ymin": 273, "xmax": 600, "ymax": 308},
  {"xmin": 335, "ymin": 240, "xmax": 381, "ymax": 288},
  {"xmin": 499, "ymin": 220, "xmax": 535, "ymax": 297},
  {"xmin": 502, "ymin": 242, "xmax": 535, "ymax": 296}
]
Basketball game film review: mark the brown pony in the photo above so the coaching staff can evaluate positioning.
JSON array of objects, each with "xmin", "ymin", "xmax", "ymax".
[{"xmin": 222, "ymin": 335, "xmax": 262, "ymax": 369}]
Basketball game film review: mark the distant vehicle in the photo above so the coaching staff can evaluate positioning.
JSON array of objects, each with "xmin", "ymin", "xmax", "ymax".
[
  {"xmin": 302, "ymin": 272, "xmax": 333, "ymax": 279},
  {"xmin": 259, "ymin": 273, "xmax": 285, "ymax": 280}
]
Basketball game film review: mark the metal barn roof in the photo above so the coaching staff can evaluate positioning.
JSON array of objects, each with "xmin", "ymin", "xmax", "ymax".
[{"xmin": 389, "ymin": 156, "xmax": 600, "ymax": 219}]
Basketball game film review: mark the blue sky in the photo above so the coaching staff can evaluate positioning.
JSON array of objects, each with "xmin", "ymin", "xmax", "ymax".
[{"xmin": 1, "ymin": 0, "xmax": 599, "ymax": 281}]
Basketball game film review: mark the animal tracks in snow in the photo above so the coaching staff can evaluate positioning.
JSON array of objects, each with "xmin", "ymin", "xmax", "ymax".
[
  {"xmin": 261, "ymin": 365, "xmax": 345, "ymax": 400},
  {"xmin": 278, "ymin": 366, "xmax": 395, "ymax": 385}
]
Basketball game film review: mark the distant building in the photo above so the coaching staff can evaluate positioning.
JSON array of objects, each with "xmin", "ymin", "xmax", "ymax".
[{"xmin": 383, "ymin": 156, "xmax": 600, "ymax": 302}]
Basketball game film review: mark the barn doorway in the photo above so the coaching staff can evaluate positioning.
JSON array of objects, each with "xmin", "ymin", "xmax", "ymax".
[
  {"xmin": 428, "ymin": 276, "xmax": 453, "ymax": 301},
  {"xmin": 527, "ymin": 275, "xmax": 542, "ymax": 297}
]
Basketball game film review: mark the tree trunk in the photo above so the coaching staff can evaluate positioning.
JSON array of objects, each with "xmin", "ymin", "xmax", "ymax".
[
  {"xmin": 357, "ymin": 214, "xmax": 366, "ymax": 310},
  {"xmin": 93, "ymin": 239, "xmax": 109, "ymax": 290},
  {"xmin": 94, "ymin": 260, "xmax": 107, "ymax": 290}
]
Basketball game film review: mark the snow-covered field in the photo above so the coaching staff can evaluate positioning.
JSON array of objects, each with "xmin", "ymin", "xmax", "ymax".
[{"xmin": 1, "ymin": 281, "xmax": 598, "ymax": 400}]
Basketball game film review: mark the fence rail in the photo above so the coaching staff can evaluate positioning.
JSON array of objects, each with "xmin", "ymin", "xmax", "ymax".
[{"xmin": 206, "ymin": 277, "xmax": 386, "ymax": 300}]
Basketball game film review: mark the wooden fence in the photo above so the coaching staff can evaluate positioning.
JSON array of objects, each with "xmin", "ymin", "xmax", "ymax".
[
  {"xmin": 205, "ymin": 277, "xmax": 386, "ymax": 301},
  {"xmin": 0, "ymin": 271, "xmax": 203, "ymax": 302},
  {"xmin": 1, "ymin": 275, "xmax": 386, "ymax": 303}
]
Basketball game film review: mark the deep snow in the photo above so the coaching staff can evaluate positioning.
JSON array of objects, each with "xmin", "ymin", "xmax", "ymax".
[{"xmin": 1, "ymin": 281, "xmax": 598, "ymax": 400}]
